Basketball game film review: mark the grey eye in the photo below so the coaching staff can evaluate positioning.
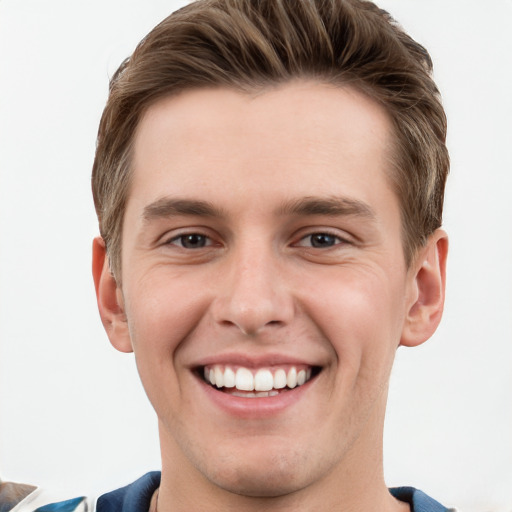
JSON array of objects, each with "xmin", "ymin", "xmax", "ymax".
[
  {"xmin": 177, "ymin": 234, "xmax": 208, "ymax": 248},
  {"xmin": 309, "ymin": 233, "xmax": 338, "ymax": 248}
]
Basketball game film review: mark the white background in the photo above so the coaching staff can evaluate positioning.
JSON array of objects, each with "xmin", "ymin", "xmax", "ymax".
[{"xmin": 0, "ymin": 1, "xmax": 511, "ymax": 510}]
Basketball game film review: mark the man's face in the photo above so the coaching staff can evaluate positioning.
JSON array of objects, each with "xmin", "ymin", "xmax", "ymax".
[{"xmin": 109, "ymin": 82, "xmax": 424, "ymax": 496}]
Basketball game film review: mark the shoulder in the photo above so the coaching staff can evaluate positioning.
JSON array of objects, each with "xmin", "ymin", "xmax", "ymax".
[
  {"xmin": 0, "ymin": 473, "xmax": 161, "ymax": 512},
  {"xmin": 0, "ymin": 481, "xmax": 90, "ymax": 512},
  {"xmin": 96, "ymin": 473, "xmax": 161, "ymax": 512},
  {"xmin": 390, "ymin": 487, "xmax": 456, "ymax": 512}
]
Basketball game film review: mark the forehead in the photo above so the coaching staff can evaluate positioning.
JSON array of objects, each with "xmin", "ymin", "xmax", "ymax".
[{"xmin": 129, "ymin": 82, "xmax": 396, "ymax": 217}]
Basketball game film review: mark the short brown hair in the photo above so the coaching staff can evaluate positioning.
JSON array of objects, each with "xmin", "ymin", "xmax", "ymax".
[{"xmin": 92, "ymin": 0, "xmax": 449, "ymax": 279}]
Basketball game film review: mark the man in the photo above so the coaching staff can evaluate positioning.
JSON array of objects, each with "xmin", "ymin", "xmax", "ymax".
[{"xmin": 2, "ymin": 0, "xmax": 452, "ymax": 510}]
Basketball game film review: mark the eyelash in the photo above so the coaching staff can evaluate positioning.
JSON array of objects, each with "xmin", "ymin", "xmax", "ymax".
[
  {"xmin": 165, "ymin": 231, "xmax": 349, "ymax": 250},
  {"xmin": 167, "ymin": 233, "xmax": 214, "ymax": 249},
  {"xmin": 294, "ymin": 231, "xmax": 349, "ymax": 249}
]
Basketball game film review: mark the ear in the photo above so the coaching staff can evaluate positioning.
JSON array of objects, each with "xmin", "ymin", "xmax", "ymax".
[
  {"xmin": 92, "ymin": 237, "xmax": 133, "ymax": 353},
  {"xmin": 400, "ymin": 229, "xmax": 448, "ymax": 347}
]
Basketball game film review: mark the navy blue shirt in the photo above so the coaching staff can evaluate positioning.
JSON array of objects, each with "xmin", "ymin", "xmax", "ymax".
[{"xmin": 97, "ymin": 472, "xmax": 452, "ymax": 512}]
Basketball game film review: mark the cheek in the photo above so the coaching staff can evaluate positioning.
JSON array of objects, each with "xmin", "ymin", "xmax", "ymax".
[
  {"xmin": 125, "ymin": 269, "xmax": 207, "ymax": 342},
  {"xmin": 122, "ymin": 271, "xmax": 211, "ymax": 389},
  {"xmin": 301, "ymin": 267, "xmax": 406, "ymax": 371}
]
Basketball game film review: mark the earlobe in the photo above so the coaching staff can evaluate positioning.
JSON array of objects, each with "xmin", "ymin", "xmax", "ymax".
[
  {"xmin": 92, "ymin": 237, "xmax": 133, "ymax": 353},
  {"xmin": 400, "ymin": 229, "xmax": 448, "ymax": 348}
]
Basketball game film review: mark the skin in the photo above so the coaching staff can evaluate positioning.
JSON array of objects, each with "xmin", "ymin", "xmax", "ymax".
[{"xmin": 93, "ymin": 82, "xmax": 447, "ymax": 512}]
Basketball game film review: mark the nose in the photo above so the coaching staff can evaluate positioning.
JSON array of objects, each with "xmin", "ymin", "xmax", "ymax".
[{"xmin": 212, "ymin": 242, "xmax": 294, "ymax": 336}]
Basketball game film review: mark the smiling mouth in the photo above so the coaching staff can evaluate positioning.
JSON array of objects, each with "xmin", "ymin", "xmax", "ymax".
[{"xmin": 199, "ymin": 364, "xmax": 321, "ymax": 398}]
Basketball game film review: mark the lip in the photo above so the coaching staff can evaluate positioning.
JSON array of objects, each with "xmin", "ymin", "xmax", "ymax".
[
  {"xmin": 191, "ymin": 352, "xmax": 319, "ymax": 369},
  {"xmin": 192, "ymin": 365, "xmax": 319, "ymax": 420},
  {"xmin": 197, "ymin": 375, "xmax": 315, "ymax": 419}
]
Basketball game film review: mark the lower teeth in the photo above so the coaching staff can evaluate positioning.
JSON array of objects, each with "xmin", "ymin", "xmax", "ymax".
[{"xmin": 226, "ymin": 389, "xmax": 281, "ymax": 398}]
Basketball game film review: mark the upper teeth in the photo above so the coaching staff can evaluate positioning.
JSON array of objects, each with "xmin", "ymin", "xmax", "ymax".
[{"xmin": 204, "ymin": 365, "xmax": 312, "ymax": 392}]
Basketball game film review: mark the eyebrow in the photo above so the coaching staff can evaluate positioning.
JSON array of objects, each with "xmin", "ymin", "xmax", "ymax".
[
  {"xmin": 142, "ymin": 195, "xmax": 376, "ymax": 222},
  {"xmin": 142, "ymin": 198, "xmax": 226, "ymax": 222},
  {"xmin": 276, "ymin": 196, "xmax": 376, "ymax": 220}
]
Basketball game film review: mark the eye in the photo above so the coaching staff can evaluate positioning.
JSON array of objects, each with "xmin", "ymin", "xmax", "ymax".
[
  {"xmin": 296, "ymin": 232, "xmax": 346, "ymax": 248},
  {"xmin": 169, "ymin": 233, "xmax": 212, "ymax": 249}
]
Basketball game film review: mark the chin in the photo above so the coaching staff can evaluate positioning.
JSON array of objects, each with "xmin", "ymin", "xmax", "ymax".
[
  {"xmin": 200, "ymin": 444, "xmax": 326, "ymax": 498},
  {"xmin": 212, "ymin": 465, "xmax": 307, "ymax": 498}
]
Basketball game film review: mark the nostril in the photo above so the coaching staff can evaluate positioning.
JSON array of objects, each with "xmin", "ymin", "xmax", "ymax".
[
  {"xmin": 232, "ymin": 318, "xmax": 286, "ymax": 337},
  {"xmin": 211, "ymin": 275, "xmax": 294, "ymax": 335}
]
